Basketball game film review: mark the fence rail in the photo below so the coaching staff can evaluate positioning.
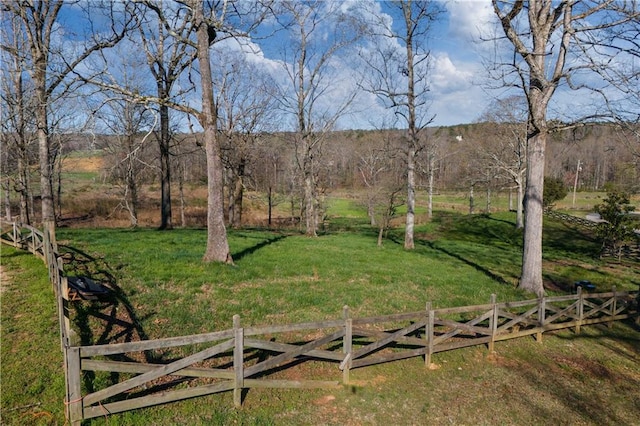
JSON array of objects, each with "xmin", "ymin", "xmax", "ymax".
[
  {"xmin": 544, "ymin": 209, "xmax": 600, "ymax": 228},
  {"xmin": 1, "ymin": 220, "xmax": 638, "ymax": 425}
]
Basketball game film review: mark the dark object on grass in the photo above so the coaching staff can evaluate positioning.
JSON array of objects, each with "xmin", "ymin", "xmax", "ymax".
[
  {"xmin": 67, "ymin": 276, "xmax": 111, "ymax": 301},
  {"xmin": 573, "ymin": 280, "xmax": 596, "ymax": 293}
]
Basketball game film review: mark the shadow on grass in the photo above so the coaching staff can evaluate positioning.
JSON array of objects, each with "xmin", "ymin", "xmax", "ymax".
[
  {"xmin": 419, "ymin": 239, "xmax": 513, "ymax": 286},
  {"xmin": 232, "ymin": 233, "xmax": 288, "ymax": 262},
  {"xmin": 59, "ymin": 245, "xmax": 153, "ymax": 351},
  {"xmin": 556, "ymin": 320, "xmax": 640, "ymax": 362},
  {"xmin": 509, "ymin": 322, "xmax": 640, "ymax": 425}
]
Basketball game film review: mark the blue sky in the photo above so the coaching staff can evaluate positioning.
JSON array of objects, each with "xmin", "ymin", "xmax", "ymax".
[
  {"xmin": 49, "ymin": 1, "xmax": 499, "ymax": 131},
  {"xmin": 30, "ymin": 1, "xmax": 638, "ymax": 133},
  {"xmin": 240, "ymin": 0, "xmax": 501, "ymax": 130}
]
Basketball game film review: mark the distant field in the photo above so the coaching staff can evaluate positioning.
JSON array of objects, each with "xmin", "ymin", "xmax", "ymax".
[{"xmin": 44, "ymin": 153, "xmax": 640, "ymax": 229}]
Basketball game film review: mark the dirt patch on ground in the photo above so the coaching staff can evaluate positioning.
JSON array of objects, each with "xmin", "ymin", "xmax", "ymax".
[{"xmin": 63, "ymin": 156, "xmax": 104, "ymax": 173}]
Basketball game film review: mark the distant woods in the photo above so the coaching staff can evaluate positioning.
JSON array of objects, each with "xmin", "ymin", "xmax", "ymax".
[{"xmin": 11, "ymin": 122, "xmax": 635, "ymax": 225}]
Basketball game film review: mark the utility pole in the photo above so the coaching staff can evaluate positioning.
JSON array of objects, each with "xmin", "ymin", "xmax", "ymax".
[{"xmin": 572, "ymin": 159, "xmax": 582, "ymax": 208}]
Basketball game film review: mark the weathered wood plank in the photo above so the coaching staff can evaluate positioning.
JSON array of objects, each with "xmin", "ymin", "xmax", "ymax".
[
  {"xmin": 83, "ymin": 338, "xmax": 235, "ymax": 406},
  {"xmin": 496, "ymin": 300, "xmax": 539, "ymax": 309},
  {"xmin": 350, "ymin": 327, "xmax": 426, "ymax": 347},
  {"xmin": 83, "ymin": 381, "xmax": 235, "ymax": 419},
  {"xmin": 494, "ymin": 328, "xmax": 540, "ymax": 341},
  {"xmin": 243, "ymin": 330, "xmax": 343, "ymax": 378},
  {"xmin": 582, "ymin": 298, "xmax": 614, "ymax": 319},
  {"xmin": 81, "ymin": 359, "xmax": 235, "ymax": 379},
  {"xmin": 233, "ymin": 315, "xmax": 243, "ymax": 408},
  {"xmin": 351, "ymin": 320, "xmax": 426, "ymax": 361},
  {"xmin": 244, "ymin": 338, "xmax": 344, "ymax": 361},
  {"xmin": 65, "ymin": 346, "xmax": 83, "ymax": 425},
  {"xmin": 436, "ymin": 317, "xmax": 492, "ymax": 336},
  {"xmin": 496, "ymin": 305, "xmax": 540, "ymax": 332},
  {"xmin": 343, "ymin": 306, "xmax": 352, "ymax": 383},
  {"xmin": 79, "ymin": 329, "xmax": 235, "ymax": 357},
  {"xmin": 351, "ymin": 311, "xmax": 425, "ymax": 325},
  {"xmin": 242, "ymin": 379, "xmax": 339, "ymax": 389},
  {"xmin": 432, "ymin": 311, "xmax": 492, "ymax": 345},
  {"xmin": 243, "ymin": 320, "xmax": 344, "ymax": 337},
  {"xmin": 545, "ymin": 294, "xmax": 581, "ymax": 303},
  {"xmin": 544, "ymin": 301, "xmax": 580, "ymax": 324},
  {"xmin": 432, "ymin": 303, "xmax": 495, "ymax": 316},
  {"xmin": 351, "ymin": 347, "xmax": 426, "ymax": 369},
  {"xmin": 433, "ymin": 336, "xmax": 492, "ymax": 353}
]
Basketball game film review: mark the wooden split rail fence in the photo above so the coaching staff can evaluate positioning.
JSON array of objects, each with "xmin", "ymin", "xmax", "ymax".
[
  {"xmin": 544, "ymin": 209, "xmax": 600, "ymax": 228},
  {"xmin": 1, "ymin": 220, "xmax": 638, "ymax": 425}
]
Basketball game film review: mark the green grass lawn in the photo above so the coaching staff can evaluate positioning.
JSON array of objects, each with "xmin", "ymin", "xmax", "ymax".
[{"xmin": 1, "ymin": 209, "xmax": 639, "ymax": 425}]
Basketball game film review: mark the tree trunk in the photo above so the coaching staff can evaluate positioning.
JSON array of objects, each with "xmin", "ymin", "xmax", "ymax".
[
  {"xmin": 519, "ymin": 130, "xmax": 546, "ymax": 296},
  {"xmin": 158, "ymin": 102, "xmax": 172, "ymax": 230},
  {"xmin": 179, "ymin": 160, "xmax": 186, "ymax": 227},
  {"xmin": 427, "ymin": 154, "xmax": 434, "ymax": 220},
  {"xmin": 195, "ymin": 5, "xmax": 232, "ymax": 264},
  {"xmin": 232, "ymin": 159, "xmax": 245, "ymax": 228},
  {"xmin": 469, "ymin": 184, "xmax": 475, "ymax": 215},
  {"xmin": 127, "ymin": 160, "xmax": 138, "ymax": 227},
  {"xmin": 36, "ymin": 88, "xmax": 56, "ymax": 241},
  {"xmin": 404, "ymin": 143, "xmax": 415, "ymax": 249},
  {"xmin": 516, "ymin": 175, "xmax": 524, "ymax": 229},
  {"xmin": 304, "ymin": 171, "xmax": 316, "ymax": 236},
  {"xmin": 18, "ymin": 154, "xmax": 31, "ymax": 224},
  {"xmin": 486, "ymin": 186, "xmax": 491, "ymax": 213},
  {"xmin": 368, "ymin": 199, "xmax": 376, "ymax": 226},
  {"xmin": 3, "ymin": 181, "xmax": 11, "ymax": 220},
  {"xmin": 268, "ymin": 186, "xmax": 273, "ymax": 227}
]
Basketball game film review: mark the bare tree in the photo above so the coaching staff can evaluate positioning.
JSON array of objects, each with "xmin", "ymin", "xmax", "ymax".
[
  {"xmin": 213, "ymin": 49, "xmax": 278, "ymax": 228},
  {"xmin": 490, "ymin": 0, "xmax": 638, "ymax": 296},
  {"xmin": 358, "ymin": 0, "xmax": 442, "ymax": 249},
  {"xmin": 0, "ymin": 13, "xmax": 37, "ymax": 224},
  {"xmin": 477, "ymin": 96, "xmax": 528, "ymax": 228},
  {"xmin": 273, "ymin": 0, "xmax": 360, "ymax": 237},
  {"xmin": 136, "ymin": 4, "xmax": 199, "ymax": 230},
  {"xmin": 356, "ymin": 134, "xmax": 404, "ymax": 245},
  {"xmin": 96, "ymin": 91, "xmax": 156, "ymax": 227},
  {"xmin": 91, "ymin": 0, "xmax": 270, "ymax": 262},
  {"xmin": 2, "ymin": 0, "xmax": 133, "ymax": 241}
]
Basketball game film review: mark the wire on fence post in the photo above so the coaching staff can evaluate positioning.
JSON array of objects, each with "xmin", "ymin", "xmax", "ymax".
[
  {"xmin": 65, "ymin": 346, "xmax": 83, "ymax": 425},
  {"xmin": 341, "ymin": 305, "xmax": 352, "ymax": 385},
  {"xmin": 233, "ymin": 314, "xmax": 244, "ymax": 408}
]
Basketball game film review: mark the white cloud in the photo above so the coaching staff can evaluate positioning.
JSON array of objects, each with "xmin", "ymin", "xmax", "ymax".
[
  {"xmin": 429, "ymin": 53, "xmax": 491, "ymax": 125},
  {"xmin": 446, "ymin": 0, "xmax": 496, "ymax": 42},
  {"xmin": 431, "ymin": 53, "xmax": 474, "ymax": 95}
]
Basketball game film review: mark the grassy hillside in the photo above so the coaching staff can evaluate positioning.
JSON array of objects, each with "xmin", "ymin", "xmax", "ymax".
[{"xmin": 1, "ymin": 209, "xmax": 638, "ymax": 424}]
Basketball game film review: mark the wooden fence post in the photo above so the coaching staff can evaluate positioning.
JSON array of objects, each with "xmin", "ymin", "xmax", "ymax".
[
  {"xmin": 609, "ymin": 286, "xmax": 617, "ymax": 329},
  {"xmin": 12, "ymin": 222, "xmax": 18, "ymax": 246},
  {"xmin": 65, "ymin": 346, "xmax": 83, "ymax": 425},
  {"xmin": 425, "ymin": 302, "xmax": 434, "ymax": 368},
  {"xmin": 233, "ymin": 315, "xmax": 244, "ymax": 408},
  {"xmin": 342, "ymin": 306, "xmax": 352, "ymax": 384},
  {"xmin": 576, "ymin": 287, "xmax": 583, "ymax": 334},
  {"xmin": 489, "ymin": 294, "xmax": 497, "ymax": 353},
  {"xmin": 537, "ymin": 296, "xmax": 545, "ymax": 342}
]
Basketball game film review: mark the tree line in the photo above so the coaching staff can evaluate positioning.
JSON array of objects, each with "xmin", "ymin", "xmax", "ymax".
[{"xmin": 1, "ymin": 0, "xmax": 638, "ymax": 297}]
